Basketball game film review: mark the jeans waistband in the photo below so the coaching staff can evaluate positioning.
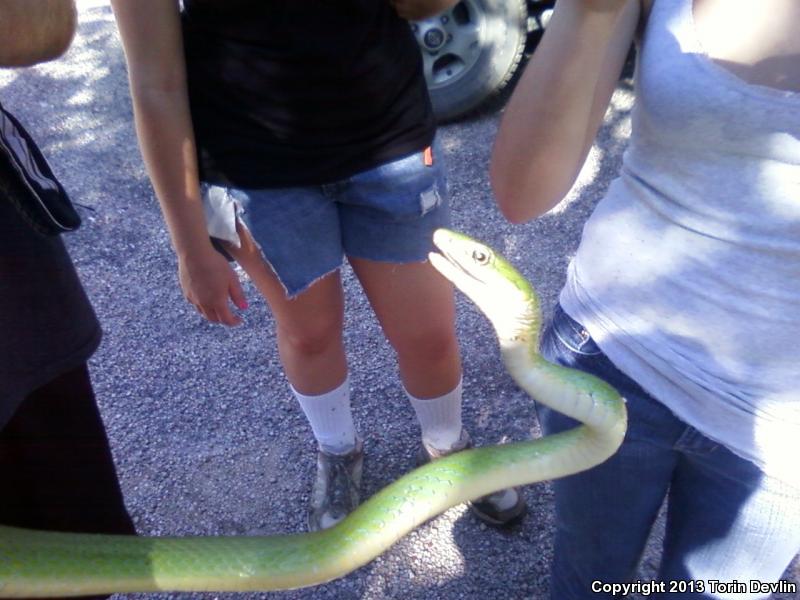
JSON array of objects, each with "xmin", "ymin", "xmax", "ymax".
[{"xmin": 551, "ymin": 304, "xmax": 603, "ymax": 356}]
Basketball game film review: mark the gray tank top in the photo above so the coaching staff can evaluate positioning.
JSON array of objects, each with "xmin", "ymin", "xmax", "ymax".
[{"xmin": 560, "ymin": 0, "xmax": 800, "ymax": 487}]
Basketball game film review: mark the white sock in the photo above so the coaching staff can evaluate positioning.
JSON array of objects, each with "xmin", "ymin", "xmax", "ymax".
[
  {"xmin": 292, "ymin": 376, "xmax": 358, "ymax": 455},
  {"xmin": 406, "ymin": 378, "xmax": 464, "ymax": 452}
]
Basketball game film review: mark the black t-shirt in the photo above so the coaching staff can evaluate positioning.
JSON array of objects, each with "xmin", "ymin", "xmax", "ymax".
[
  {"xmin": 181, "ymin": 0, "xmax": 436, "ymax": 188},
  {"xmin": 0, "ymin": 183, "xmax": 100, "ymax": 429}
]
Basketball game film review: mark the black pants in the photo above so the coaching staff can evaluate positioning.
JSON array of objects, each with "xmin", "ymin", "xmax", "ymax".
[{"xmin": 0, "ymin": 364, "xmax": 136, "ymax": 599}]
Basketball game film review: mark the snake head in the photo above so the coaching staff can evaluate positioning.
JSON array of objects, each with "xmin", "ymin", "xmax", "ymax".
[{"xmin": 429, "ymin": 228, "xmax": 539, "ymax": 343}]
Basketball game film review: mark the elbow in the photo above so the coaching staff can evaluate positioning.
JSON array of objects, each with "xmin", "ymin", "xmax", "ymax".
[
  {"xmin": 1, "ymin": 6, "xmax": 76, "ymax": 67},
  {"xmin": 503, "ymin": 207, "xmax": 534, "ymax": 226},
  {"xmin": 49, "ymin": 6, "xmax": 78, "ymax": 60},
  {"xmin": 35, "ymin": 2, "xmax": 78, "ymax": 64},
  {"xmin": 490, "ymin": 151, "xmax": 578, "ymax": 224},
  {"xmin": 490, "ymin": 159, "xmax": 538, "ymax": 225},
  {"xmin": 53, "ymin": 32, "xmax": 77, "ymax": 61},
  {"xmin": 493, "ymin": 180, "xmax": 571, "ymax": 224},
  {"xmin": 491, "ymin": 169, "xmax": 573, "ymax": 225},
  {"xmin": 0, "ymin": 31, "xmax": 75, "ymax": 68},
  {"xmin": 495, "ymin": 188, "xmax": 535, "ymax": 225},
  {"xmin": 39, "ymin": 29, "xmax": 76, "ymax": 63}
]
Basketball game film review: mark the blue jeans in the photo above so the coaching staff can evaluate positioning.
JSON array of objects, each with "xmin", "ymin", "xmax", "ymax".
[
  {"xmin": 201, "ymin": 140, "xmax": 449, "ymax": 298},
  {"xmin": 537, "ymin": 305, "xmax": 800, "ymax": 599}
]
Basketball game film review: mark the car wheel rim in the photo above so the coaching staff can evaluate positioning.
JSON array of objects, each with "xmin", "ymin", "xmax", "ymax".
[{"xmin": 412, "ymin": 0, "xmax": 485, "ymax": 90}]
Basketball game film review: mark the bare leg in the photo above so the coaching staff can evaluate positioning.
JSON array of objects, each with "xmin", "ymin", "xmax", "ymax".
[
  {"xmin": 347, "ymin": 256, "xmax": 462, "ymax": 398},
  {"xmin": 223, "ymin": 225, "xmax": 347, "ymax": 395},
  {"xmin": 225, "ymin": 227, "xmax": 361, "ymax": 532}
]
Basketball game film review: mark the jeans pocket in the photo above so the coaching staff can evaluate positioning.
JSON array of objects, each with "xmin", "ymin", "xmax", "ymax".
[
  {"xmin": 385, "ymin": 144, "xmax": 447, "ymax": 218},
  {"xmin": 201, "ymin": 183, "xmax": 247, "ymax": 247},
  {"xmin": 549, "ymin": 305, "xmax": 603, "ymax": 356},
  {"xmin": 348, "ymin": 134, "xmax": 449, "ymax": 222}
]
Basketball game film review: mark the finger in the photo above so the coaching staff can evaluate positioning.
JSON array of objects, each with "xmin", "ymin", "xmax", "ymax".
[
  {"xmin": 213, "ymin": 304, "xmax": 243, "ymax": 327},
  {"xmin": 187, "ymin": 295, "xmax": 210, "ymax": 319},
  {"xmin": 189, "ymin": 300, "xmax": 206, "ymax": 317},
  {"xmin": 228, "ymin": 276, "xmax": 249, "ymax": 311},
  {"xmin": 199, "ymin": 305, "xmax": 221, "ymax": 324}
]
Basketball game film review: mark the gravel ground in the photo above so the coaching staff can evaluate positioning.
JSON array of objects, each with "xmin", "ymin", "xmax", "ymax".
[{"xmin": 1, "ymin": 2, "xmax": 797, "ymax": 599}]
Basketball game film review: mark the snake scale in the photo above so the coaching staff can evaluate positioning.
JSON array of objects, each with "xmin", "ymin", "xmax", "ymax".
[{"xmin": 0, "ymin": 228, "xmax": 626, "ymax": 597}]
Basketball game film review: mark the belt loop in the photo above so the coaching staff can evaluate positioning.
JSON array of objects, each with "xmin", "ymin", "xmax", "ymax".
[{"xmin": 423, "ymin": 146, "xmax": 434, "ymax": 167}]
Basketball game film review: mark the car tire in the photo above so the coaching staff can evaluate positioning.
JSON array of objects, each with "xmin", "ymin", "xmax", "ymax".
[{"xmin": 414, "ymin": 0, "xmax": 529, "ymax": 122}]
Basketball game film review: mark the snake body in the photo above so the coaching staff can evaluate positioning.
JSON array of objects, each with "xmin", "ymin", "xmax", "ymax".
[{"xmin": 0, "ymin": 229, "xmax": 626, "ymax": 597}]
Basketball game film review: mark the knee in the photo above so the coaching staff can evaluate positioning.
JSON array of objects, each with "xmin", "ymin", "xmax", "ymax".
[
  {"xmin": 278, "ymin": 317, "xmax": 343, "ymax": 357},
  {"xmin": 392, "ymin": 326, "xmax": 459, "ymax": 364}
]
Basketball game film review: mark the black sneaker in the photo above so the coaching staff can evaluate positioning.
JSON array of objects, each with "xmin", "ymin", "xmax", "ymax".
[
  {"xmin": 418, "ymin": 429, "xmax": 527, "ymax": 527},
  {"xmin": 307, "ymin": 439, "xmax": 364, "ymax": 532}
]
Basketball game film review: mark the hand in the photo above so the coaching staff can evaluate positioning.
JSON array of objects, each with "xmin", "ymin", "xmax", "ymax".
[
  {"xmin": 178, "ymin": 248, "xmax": 248, "ymax": 326},
  {"xmin": 390, "ymin": 0, "xmax": 457, "ymax": 21}
]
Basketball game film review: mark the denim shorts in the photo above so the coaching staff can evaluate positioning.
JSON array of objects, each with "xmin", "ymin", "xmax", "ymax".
[
  {"xmin": 200, "ymin": 140, "xmax": 450, "ymax": 298},
  {"xmin": 537, "ymin": 304, "xmax": 800, "ymax": 599}
]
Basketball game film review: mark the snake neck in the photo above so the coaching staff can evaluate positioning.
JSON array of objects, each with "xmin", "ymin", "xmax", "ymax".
[
  {"xmin": 488, "ymin": 283, "xmax": 541, "ymax": 348},
  {"xmin": 492, "ymin": 291, "xmax": 543, "ymax": 381},
  {"xmin": 497, "ymin": 310, "xmax": 626, "ymax": 437}
]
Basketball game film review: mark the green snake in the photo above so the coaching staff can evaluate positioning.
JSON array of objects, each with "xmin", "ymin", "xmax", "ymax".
[{"xmin": 0, "ymin": 228, "xmax": 626, "ymax": 597}]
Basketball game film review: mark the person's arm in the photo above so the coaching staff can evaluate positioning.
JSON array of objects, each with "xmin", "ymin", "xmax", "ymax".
[
  {"xmin": 391, "ymin": 0, "xmax": 459, "ymax": 21},
  {"xmin": 110, "ymin": 0, "xmax": 246, "ymax": 326},
  {"xmin": 490, "ymin": 0, "xmax": 642, "ymax": 223},
  {"xmin": 0, "ymin": 0, "xmax": 77, "ymax": 66}
]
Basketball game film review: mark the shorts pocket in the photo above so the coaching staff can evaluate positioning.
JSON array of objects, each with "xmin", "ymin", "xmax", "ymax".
[
  {"xmin": 347, "ymin": 141, "xmax": 448, "ymax": 222},
  {"xmin": 200, "ymin": 183, "xmax": 248, "ymax": 247}
]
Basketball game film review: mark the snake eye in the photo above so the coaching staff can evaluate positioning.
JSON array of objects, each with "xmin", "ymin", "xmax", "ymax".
[{"xmin": 472, "ymin": 248, "xmax": 491, "ymax": 265}]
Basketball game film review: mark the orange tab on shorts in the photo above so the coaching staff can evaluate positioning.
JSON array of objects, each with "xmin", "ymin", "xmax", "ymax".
[{"xmin": 423, "ymin": 145, "xmax": 434, "ymax": 166}]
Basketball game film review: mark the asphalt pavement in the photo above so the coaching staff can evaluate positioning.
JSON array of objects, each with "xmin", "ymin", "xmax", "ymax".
[{"xmin": 1, "ymin": 2, "xmax": 797, "ymax": 599}]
